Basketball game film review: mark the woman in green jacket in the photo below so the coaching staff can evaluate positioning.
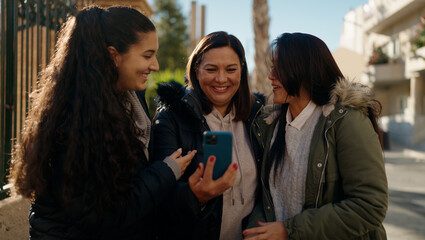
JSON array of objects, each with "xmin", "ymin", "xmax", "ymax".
[{"xmin": 243, "ymin": 32, "xmax": 388, "ymax": 239}]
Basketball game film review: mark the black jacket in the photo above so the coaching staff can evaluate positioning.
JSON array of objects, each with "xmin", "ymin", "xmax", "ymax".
[
  {"xmin": 151, "ymin": 81, "xmax": 265, "ymax": 240},
  {"xmin": 29, "ymin": 91, "xmax": 175, "ymax": 240}
]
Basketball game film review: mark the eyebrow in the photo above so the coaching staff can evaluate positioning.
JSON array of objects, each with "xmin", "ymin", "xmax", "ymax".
[
  {"xmin": 204, "ymin": 63, "xmax": 239, "ymax": 67},
  {"xmin": 144, "ymin": 49, "xmax": 156, "ymax": 54}
]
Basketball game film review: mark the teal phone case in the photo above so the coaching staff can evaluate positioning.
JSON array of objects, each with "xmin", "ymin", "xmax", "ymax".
[{"xmin": 203, "ymin": 131, "xmax": 233, "ymax": 180}]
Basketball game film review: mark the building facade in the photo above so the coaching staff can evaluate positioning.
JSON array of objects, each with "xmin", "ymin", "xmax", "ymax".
[{"xmin": 337, "ymin": 0, "xmax": 425, "ymax": 149}]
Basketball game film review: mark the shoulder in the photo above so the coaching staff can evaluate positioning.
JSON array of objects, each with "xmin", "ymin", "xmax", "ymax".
[
  {"xmin": 324, "ymin": 78, "xmax": 380, "ymax": 118},
  {"xmin": 155, "ymin": 81, "xmax": 189, "ymax": 118},
  {"xmin": 156, "ymin": 81, "xmax": 186, "ymax": 110},
  {"xmin": 259, "ymin": 104, "xmax": 287, "ymax": 125},
  {"xmin": 340, "ymin": 107, "xmax": 373, "ymax": 129},
  {"xmin": 323, "ymin": 104, "xmax": 378, "ymax": 147},
  {"xmin": 154, "ymin": 83, "xmax": 200, "ymax": 126},
  {"xmin": 252, "ymin": 92, "xmax": 266, "ymax": 105},
  {"xmin": 248, "ymin": 92, "xmax": 266, "ymax": 119}
]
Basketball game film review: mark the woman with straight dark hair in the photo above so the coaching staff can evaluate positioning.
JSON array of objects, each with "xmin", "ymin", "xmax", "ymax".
[
  {"xmin": 151, "ymin": 31, "xmax": 265, "ymax": 240},
  {"xmin": 244, "ymin": 32, "xmax": 388, "ymax": 239},
  {"xmin": 9, "ymin": 6, "xmax": 196, "ymax": 239}
]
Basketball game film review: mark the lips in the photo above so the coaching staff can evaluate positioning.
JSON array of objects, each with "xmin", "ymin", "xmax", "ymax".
[
  {"xmin": 213, "ymin": 86, "xmax": 229, "ymax": 92},
  {"xmin": 139, "ymin": 72, "xmax": 150, "ymax": 81}
]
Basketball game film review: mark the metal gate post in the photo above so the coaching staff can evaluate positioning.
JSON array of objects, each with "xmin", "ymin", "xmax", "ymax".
[{"xmin": 1, "ymin": 0, "xmax": 17, "ymax": 194}]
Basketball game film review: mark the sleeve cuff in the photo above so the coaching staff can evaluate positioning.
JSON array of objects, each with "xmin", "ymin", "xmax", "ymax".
[{"xmin": 163, "ymin": 156, "xmax": 182, "ymax": 180}]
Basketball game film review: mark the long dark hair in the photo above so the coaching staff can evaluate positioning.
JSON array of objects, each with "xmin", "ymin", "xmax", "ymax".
[
  {"xmin": 267, "ymin": 33, "xmax": 382, "ymax": 181},
  {"xmin": 9, "ymin": 6, "xmax": 156, "ymax": 215},
  {"xmin": 186, "ymin": 31, "xmax": 252, "ymax": 121}
]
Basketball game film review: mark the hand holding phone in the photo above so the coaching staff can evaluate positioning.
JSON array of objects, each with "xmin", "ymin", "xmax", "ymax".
[
  {"xmin": 202, "ymin": 131, "xmax": 233, "ymax": 180},
  {"xmin": 188, "ymin": 132, "xmax": 237, "ymax": 202}
]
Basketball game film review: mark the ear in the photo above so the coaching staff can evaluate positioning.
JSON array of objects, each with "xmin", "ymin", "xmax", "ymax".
[{"xmin": 107, "ymin": 46, "xmax": 121, "ymax": 67}]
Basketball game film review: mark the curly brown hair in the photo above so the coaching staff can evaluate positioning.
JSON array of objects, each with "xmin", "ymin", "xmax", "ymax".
[{"xmin": 9, "ymin": 6, "xmax": 156, "ymax": 215}]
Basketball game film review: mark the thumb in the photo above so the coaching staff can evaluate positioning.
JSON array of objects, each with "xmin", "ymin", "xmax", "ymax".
[
  {"xmin": 189, "ymin": 162, "xmax": 204, "ymax": 186},
  {"xmin": 169, "ymin": 148, "xmax": 182, "ymax": 160},
  {"xmin": 182, "ymin": 149, "xmax": 197, "ymax": 161},
  {"xmin": 257, "ymin": 220, "xmax": 271, "ymax": 226}
]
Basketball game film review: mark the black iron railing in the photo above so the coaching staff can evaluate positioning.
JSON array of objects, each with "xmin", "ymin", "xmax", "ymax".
[{"xmin": 0, "ymin": 0, "xmax": 92, "ymax": 199}]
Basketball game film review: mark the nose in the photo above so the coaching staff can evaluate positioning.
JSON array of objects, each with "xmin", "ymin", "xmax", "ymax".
[
  {"xmin": 268, "ymin": 70, "xmax": 275, "ymax": 81},
  {"xmin": 215, "ymin": 70, "xmax": 226, "ymax": 83},
  {"xmin": 150, "ymin": 56, "xmax": 160, "ymax": 72}
]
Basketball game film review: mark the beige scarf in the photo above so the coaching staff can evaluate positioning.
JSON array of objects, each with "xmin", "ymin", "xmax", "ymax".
[{"xmin": 126, "ymin": 91, "xmax": 151, "ymax": 160}]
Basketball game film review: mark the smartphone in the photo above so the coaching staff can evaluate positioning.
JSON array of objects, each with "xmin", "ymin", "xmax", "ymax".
[{"xmin": 203, "ymin": 131, "xmax": 233, "ymax": 180}]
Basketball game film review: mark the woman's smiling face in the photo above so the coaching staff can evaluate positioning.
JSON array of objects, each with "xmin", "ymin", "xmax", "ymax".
[
  {"xmin": 269, "ymin": 65, "xmax": 290, "ymax": 104},
  {"xmin": 196, "ymin": 46, "xmax": 241, "ymax": 115},
  {"xmin": 114, "ymin": 31, "xmax": 159, "ymax": 91}
]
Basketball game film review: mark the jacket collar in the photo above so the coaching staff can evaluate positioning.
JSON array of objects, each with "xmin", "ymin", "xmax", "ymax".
[
  {"xmin": 182, "ymin": 89, "xmax": 205, "ymax": 121},
  {"xmin": 156, "ymin": 80, "xmax": 204, "ymax": 121},
  {"xmin": 261, "ymin": 78, "xmax": 377, "ymax": 124},
  {"xmin": 247, "ymin": 93, "xmax": 266, "ymax": 125}
]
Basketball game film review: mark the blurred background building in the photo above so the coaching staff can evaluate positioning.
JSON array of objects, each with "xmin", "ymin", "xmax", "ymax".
[{"xmin": 335, "ymin": 0, "xmax": 425, "ymax": 150}]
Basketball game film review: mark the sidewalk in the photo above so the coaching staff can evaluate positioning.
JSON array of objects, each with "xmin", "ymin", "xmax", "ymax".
[
  {"xmin": 388, "ymin": 141, "xmax": 425, "ymax": 161},
  {"xmin": 383, "ymin": 142, "xmax": 425, "ymax": 240}
]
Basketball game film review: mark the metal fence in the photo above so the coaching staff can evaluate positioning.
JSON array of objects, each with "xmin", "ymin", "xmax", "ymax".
[{"xmin": 0, "ymin": 0, "xmax": 92, "ymax": 199}]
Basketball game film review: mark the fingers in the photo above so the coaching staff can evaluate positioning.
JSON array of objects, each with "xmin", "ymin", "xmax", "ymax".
[
  {"xmin": 189, "ymin": 162, "xmax": 204, "ymax": 188},
  {"xmin": 181, "ymin": 150, "xmax": 197, "ymax": 168},
  {"xmin": 203, "ymin": 155, "xmax": 216, "ymax": 180},
  {"xmin": 186, "ymin": 150, "xmax": 197, "ymax": 159},
  {"xmin": 243, "ymin": 234, "xmax": 260, "ymax": 240},
  {"xmin": 216, "ymin": 162, "xmax": 238, "ymax": 188},
  {"xmin": 169, "ymin": 148, "xmax": 182, "ymax": 160},
  {"xmin": 243, "ymin": 222, "xmax": 287, "ymax": 240},
  {"xmin": 258, "ymin": 221, "xmax": 267, "ymax": 226},
  {"xmin": 189, "ymin": 157, "xmax": 237, "ymax": 203},
  {"xmin": 243, "ymin": 226, "xmax": 266, "ymax": 238}
]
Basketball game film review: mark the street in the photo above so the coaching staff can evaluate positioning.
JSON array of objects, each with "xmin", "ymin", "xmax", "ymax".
[{"xmin": 383, "ymin": 144, "xmax": 425, "ymax": 239}]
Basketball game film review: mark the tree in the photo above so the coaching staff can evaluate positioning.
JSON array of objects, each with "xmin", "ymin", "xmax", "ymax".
[
  {"xmin": 252, "ymin": 0, "xmax": 272, "ymax": 102},
  {"xmin": 152, "ymin": 0, "xmax": 188, "ymax": 70}
]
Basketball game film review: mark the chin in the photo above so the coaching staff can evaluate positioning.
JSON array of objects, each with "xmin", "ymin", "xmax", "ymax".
[
  {"xmin": 137, "ymin": 85, "xmax": 147, "ymax": 91},
  {"xmin": 273, "ymin": 98, "xmax": 285, "ymax": 104}
]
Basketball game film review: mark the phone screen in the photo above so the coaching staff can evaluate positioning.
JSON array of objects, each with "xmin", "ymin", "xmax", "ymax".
[{"xmin": 202, "ymin": 131, "xmax": 233, "ymax": 180}]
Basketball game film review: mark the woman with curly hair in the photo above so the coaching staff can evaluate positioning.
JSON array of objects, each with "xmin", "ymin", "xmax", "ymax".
[{"xmin": 8, "ymin": 6, "xmax": 195, "ymax": 239}]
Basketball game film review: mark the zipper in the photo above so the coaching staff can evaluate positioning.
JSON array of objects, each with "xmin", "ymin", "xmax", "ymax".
[
  {"xmin": 187, "ymin": 92, "xmax": 210, "ymax": 131},
  {"xmin": 249, "ymin": 104, "xmax": 265, "ymax": 160},
  {"xmin": 315, "ymin": 111, "xmax": 347, "ymax": 207},
  {"xmin": 260, "ymin": 161, "xmax": 275, "ymax": 219}
]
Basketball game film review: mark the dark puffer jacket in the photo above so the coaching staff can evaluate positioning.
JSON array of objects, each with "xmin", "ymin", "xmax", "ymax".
[
  {"xmin": 29, "ymin": 91, "xmax": 177, "ymax": 240},
  {"xmin": 151, "ymin": 81, "xmax": 265, "ymax": 240},
  {"xmin": 29, "ymin": 155, "xmax": 177, "ymax": 240}
]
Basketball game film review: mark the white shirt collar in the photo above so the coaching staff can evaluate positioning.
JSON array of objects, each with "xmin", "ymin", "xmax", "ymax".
[{"xmin": 286, "ymin": 100, "xmax": 318, "ymax": 130}]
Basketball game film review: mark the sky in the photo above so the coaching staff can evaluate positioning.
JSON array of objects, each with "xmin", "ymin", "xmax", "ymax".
[{"xmin": 147, "ymin": 0, "xmax": 369, "ymax": 69}]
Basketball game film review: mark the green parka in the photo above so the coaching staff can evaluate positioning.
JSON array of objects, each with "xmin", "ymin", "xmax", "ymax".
[{"xmin": 248, "ymin": 79, "xmax": 388, "ymax": 239}]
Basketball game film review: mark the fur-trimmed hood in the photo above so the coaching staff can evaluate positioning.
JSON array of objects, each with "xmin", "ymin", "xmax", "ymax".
[
  {"xmin": 263, "ymin": 78, "xmax": 380, "ymax": 124},
  {"xmin": 155, "ymin": 80, "xmax": 206, "ymax": 122},
  {"xmin": 327, "ymin": 78, "xmax": 379, "ymax": 117},
  {"xmin": 155, "ymin": 80, "xmax": 188, "ymax": 109}
]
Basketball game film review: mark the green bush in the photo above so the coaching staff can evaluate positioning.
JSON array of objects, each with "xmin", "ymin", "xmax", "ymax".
[{"xmin": 145, "ymin": 68, "xmax": 186, "ymax": 119}]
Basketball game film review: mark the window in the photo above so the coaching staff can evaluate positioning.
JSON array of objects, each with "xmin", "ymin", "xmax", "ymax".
[{"xmin": 399, "ymin": 96, "xmax": 408, "ymax": 114}]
